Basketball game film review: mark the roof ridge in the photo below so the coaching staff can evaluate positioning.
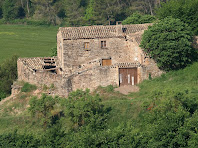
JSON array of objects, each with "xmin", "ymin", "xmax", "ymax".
[{"xmin": 59, "ymin": 23, "xmax": 152, "ymax": 40}]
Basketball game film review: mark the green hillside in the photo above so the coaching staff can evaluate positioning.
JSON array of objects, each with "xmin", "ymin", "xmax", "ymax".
[
  {"xmin": 1, "ymin": 62, "xmax": 198, "ymax": 147},
  {"xmin": 0, "ymin": 25, "xmax": 58, "ymax": 63},
  {"xmin": 130, "ymin": 62, "xmax": 198, "ymax": 101}
]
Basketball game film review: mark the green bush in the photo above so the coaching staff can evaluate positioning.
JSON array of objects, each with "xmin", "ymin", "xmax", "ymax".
[
  {"xmin": 29, "ymin": 94, "xmax": 56, "ymax": 128},
  {"xmin": 0, "ymin": 18, "xmax": 52, "ymax": 26},
  {"xmin": 2, "ymin": 0, "xmax": 18, "ymax": 20},
  {"xmin": 156, "ymin": 0, "xmax": 198, "ymax": 35},
  {"xmin": 0, "ymin": 130, "xmax": 41, "ymax": 147},
  {"xmin": 106, "ymin": 85, "xmax": 115, "ymax": 92},
  {"xmin": 0, "ymin": 55, "xmax": 18, "ymax": 100},
  {"xmin": 122, "ymin": 12, "xmax": 156, "ymax": 25},
  {"xmin": 64, "ymin": 89, "xmax": 108, "ymax": 129},
  {"xmin": 140, "ymin": 17, "xmax": 195, "ymax": 71},
  {"xmin": 21, "ymin": 82, "xmax": 37, "ymax": 92},
  {"xmin": 51, "ymin": 46, "xmax": 57, "ymax": 56}
]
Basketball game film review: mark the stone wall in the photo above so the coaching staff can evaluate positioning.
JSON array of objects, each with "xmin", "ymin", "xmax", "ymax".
[
  {"xmin": 64, "ymin": 66, "xmax": 119, "ymax": 93},
  {"xmin": 17, "ymin": 24, "xmax": 164, "ymax": 97},
  {"xmin": 61, "ymin": 37, "xmax": 144, "ymax": 70},
  {"xmin": 17, "ymin": 59, "xmax": 67, "ymax": 96},
  {"xmin": 193, "ymin": 36, "xmax": 198, "ymax": 49}
]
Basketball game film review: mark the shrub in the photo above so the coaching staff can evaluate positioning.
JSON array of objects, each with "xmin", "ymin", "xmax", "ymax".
[
  {"xmin": 140, "ymin": 17, "xmax": 195, "ymax": 71},
  {"xmin": 0, "ymin": 130, "xmax": 41, "ymax": 147},
  {"xmin": 0, "ymin": 55, "xmax": 18, "ymax": 100},
  {"xmin": 122, "ymin": 12, "xmax": 156, "ymax": 25},
  {"xmin": 29, "ymin": 94, "xmax": 56, "ymax": 128},
  {"xmin": 51, "ymin": 46, "xmax": 57, "ymax": 56},
  {"xmin": 2, "ymin": 0, "xmax": 18, "ymax": 20},
  {"xmin": 21, "ymin": 82, "xmax": 37, "ymax": 92},
  {"xmin": 156, "ymin": 0, "xmax": 198, "ymax": 35},
  {"xmin": 64, "ymin": 89, "xmax": 108, "ymax": 129},
  {"xmin": 105, "ymin": 85, "xmax": 115, "ymax": 92}
]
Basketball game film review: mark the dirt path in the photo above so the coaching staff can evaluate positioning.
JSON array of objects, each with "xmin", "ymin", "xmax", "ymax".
[{"xmin": 115, "ymin": 85, "xmax": 139, "ymax": 95}]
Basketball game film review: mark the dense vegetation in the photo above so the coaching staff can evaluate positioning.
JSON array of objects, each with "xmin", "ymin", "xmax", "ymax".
[
  {"xmin": 140, "ymin": 17, "xmax": 197, "ymax": 71},
  {"xmin": 0, "ymin": 0, "xmax": 198, "ymax": 147},
  {"xmin": 0, "ymin": 55, "xmax": 18, "ymax": 100},
  {"xmin": 156, "ymin": 0, "xmax": 198, "ymax": 35},
  {"xmin": 122, "ymin": 12, "xmax": 156, "ymax": 25},
  {"xmin": 1, "ymin": 62, "xmax": 198, "ymax": 147}
]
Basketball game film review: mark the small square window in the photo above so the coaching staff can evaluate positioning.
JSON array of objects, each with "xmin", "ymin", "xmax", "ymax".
[
  {"xmin": 101, "ymin": 41, "xmax": 106, "ymax": 48},
  {"xmin": 102, "ymin": 59, "xmax": 112, "ymax": 66},
  {"xmin": 84, "ymin": 42, "xmax": 89, "ymax": 50}
]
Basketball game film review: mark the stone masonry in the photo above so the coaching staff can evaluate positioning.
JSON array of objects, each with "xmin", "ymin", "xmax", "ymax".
[{"xmin": 17, "ymin": 23, "xmax": 165, "ymax": 97}]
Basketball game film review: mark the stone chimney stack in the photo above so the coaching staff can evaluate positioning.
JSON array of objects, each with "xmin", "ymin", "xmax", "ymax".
[{"xmin": 116, "ymin": 21, "xmax": 122, "ymax": 36}]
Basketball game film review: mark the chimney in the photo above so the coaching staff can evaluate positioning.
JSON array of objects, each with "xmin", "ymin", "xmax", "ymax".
[{"xmin": 116, "ymin": 21, "xmax": 122, "ymax": 36}]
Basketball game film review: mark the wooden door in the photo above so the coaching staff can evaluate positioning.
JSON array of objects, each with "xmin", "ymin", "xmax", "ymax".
[{"xmin": 119, "ymin": 68, "xmax": 137, "ymax": 86}]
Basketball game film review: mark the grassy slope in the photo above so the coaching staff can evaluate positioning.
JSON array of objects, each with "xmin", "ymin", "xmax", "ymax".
[
  {"xmin": 0, "ymin": 24, "xmax": 198, "ymax": 135},
  {"xmin": 1, "ymin": 62, "xmax": 198, "ymax": 134},
  {"xmin": 102, "ymin": 62, "xmax": 198, "ymax": 129},
  {"xmin": 129, "ymin": 62, "xmax": 198, "ymax": 101},
  {"xmin": 0, "ymin": 25, "xmax": 58, "ymax": 63}
]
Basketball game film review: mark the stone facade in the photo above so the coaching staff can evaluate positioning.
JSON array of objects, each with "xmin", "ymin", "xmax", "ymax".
[
  {"xmin": 193, "ymin": 36, "xmax": 198, "ymax": 49},
  {"xmin": 17, "ymin": 24, "xmax": 164, "ymax": 97}
]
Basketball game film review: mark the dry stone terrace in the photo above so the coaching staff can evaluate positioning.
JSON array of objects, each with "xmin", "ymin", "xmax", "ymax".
[{"xmin": 16, "ymin": 23, "xmax": 163, "ymax": 97}]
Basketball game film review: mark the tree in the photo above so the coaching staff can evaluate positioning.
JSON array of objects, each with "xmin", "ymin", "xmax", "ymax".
[
  {"xmin": 0, "ymin": 55, "xmax": 18, "ymax": 100},
  {"xmin": 122, "ymin": 12, "xmax": 155, "ymax": 25},
  {"xmin": 63, "ymin": 0, "xmax": 85, "ymax": 26},
  {"xmin": 0, "ymin": 1, "xmax": 3, "ymax": 19},
  {"xmin": 94, "ymin": 0, "xmax": 125, "ymax": 25},
  {"xmin": 140, "ymin": 17, "xmax": 195, "ymax": 71},
  {"xmin": 29, "ymin": 94, "xmax": 56, "ymax": 128},
  {"xmin": 31, "ymin": 0, "xmax": 58, "ymax": 25},
  {"xmin": 2, "ymin": 0, "xmax": 18, "ymax": 20},
  {"xmin": 84, "ymin": 0, "xmax": 96, "ymax": 25},
  {"xmin": 64, "ymin": 89, "xmax": 107, "ymax": 129},
  {"xmin": 156, "ymin": 0, "xmax": 198, "ymax": 35}
]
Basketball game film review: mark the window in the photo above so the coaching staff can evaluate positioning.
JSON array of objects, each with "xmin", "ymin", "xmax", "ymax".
[
  {"xmin": 84, "ymin": 42, "xmax": 89, "ymax": 50},
  {"xmin": 122, "ymin": 27, "xmax": 127, "ymax": 33},
  {"xmin": 102, "ymin": 59, "xmax": 112, "ymax": 66},
  {"xmin": 101, "ymin": 41, "xmax": 106, "ymax": 48}
]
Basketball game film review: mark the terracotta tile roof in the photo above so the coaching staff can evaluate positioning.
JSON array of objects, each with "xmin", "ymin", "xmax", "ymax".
[
  {"xmin": 127, "ymin": 30, "xmax": 145, "ymax": 45},
  {"xmin": 122, "ymin": 24, "xmax": 151, "ymax": 34},
  {"xmin": 19, "ymin": 57, "xmax": 58, "ymax": 71},
  {"xmin": 59, "ymin": 23, "xmax": 152, "ymax": 40}
]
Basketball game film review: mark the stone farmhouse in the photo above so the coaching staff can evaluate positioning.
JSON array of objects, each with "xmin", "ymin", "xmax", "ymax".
[{"xmin": 17, "ymin": 23, "xmax": 163, "ymax": 96}]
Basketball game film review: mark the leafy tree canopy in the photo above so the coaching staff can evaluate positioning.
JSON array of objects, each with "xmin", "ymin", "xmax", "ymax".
[
  {"xmin": 122, "ymin": 12, "xmax": 156, "ymax": 25},
  {"xmin": 63, "ymin": 89, "xmax": 108, "ymax": 129},
  {"xmin": 2, "ymin": 0, "xmax": 18, "ymax": 20},
  {"xmin": 0, "ymin": 55, "xmax": 18, "ymax": 100},
  {"xmin": 156, "ymin": 0, "xmax": 198, "ymax": 35},
  {"xmin": 140, "ymin": 17, "xmax": 196, "ymax": 71}
]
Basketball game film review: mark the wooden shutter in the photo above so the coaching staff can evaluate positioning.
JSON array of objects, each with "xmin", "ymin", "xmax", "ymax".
[{"xmin": 102, "ymin": 59, "xmax": 112, "ymax": 66}]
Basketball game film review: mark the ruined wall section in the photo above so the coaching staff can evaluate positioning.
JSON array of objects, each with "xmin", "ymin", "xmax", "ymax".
[
  {"xmin": 17, "ymin": 59, "xmax": 68, "ymax": 96},
  {"xmin": 57, "ymin": 30, "xmax": 64, "ymax": 70}
]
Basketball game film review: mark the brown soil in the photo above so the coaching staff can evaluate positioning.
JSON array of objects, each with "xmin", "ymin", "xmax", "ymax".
[{"xmin": 115, "ymin": 85, "xmax": 139, "ymax": 95}]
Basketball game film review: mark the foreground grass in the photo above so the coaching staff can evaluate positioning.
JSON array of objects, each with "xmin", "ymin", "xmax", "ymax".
[
  {"xmin": 0, "ymin": 25, "xmax": 58, "ymax": 63},
  {"xmin": 129, "ymin": 62, "xmax": 198, "ymax": 101},
  {"xmin": 1, "ymin": 62, "xmax": 198, "ymax": 135}
]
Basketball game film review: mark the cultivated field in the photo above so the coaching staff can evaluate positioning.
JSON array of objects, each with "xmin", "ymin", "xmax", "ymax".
[{"xmin": 0, "ymin": 25, "xmax": 58, "ymax": 63}]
